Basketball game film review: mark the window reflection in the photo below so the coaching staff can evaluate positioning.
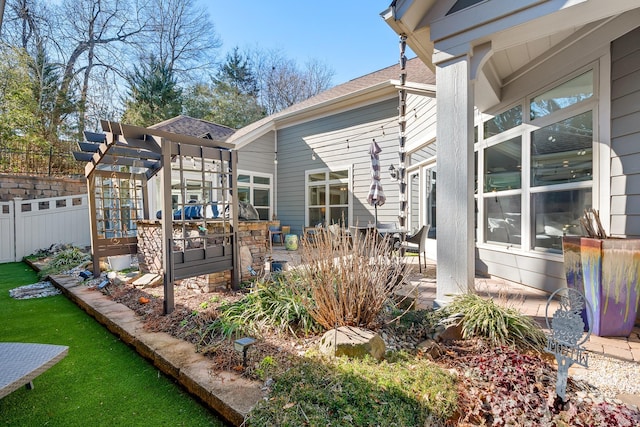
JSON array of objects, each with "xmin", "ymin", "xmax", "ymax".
[
  {"xmin": 531, "ymin": 111, "xmax": 592, "ymax": 186},
  {"xmin": 530, "ymin": 71, "xmax": 593, "ymax": 120},
  {"xmin": 485, "ymin": 195, "xmax": 521, "ymax": 246},
  {"xmin": 484, "ymin": 105, "xmax": 522, "ymax": 139},
  {"xmin": 533, "ymin": 189, "xmax": 591, "ymax": 252},
  {"xmin": 484, "ymin": 137, "xmax": 522, "ymax": 191}
]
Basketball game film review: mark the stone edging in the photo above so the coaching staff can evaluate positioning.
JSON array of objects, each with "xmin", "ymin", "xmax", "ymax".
[{"xmin": 47, "ymin": 273, "xmax": 263, "ymax": 426}]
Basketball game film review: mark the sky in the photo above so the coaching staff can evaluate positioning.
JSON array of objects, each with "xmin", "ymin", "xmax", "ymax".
[{"xmin": 201, "ymin": 1, "xmax": 414, "ymax": 85}]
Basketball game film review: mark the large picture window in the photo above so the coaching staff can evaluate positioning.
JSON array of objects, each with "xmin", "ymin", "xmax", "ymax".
[
  {"xmin": 306, "ymin": 167, "xmax": 350, "ymax": 227},
  {"xmin": 477, "ymin": 68, "xmax": 595, "ymax": 253}
]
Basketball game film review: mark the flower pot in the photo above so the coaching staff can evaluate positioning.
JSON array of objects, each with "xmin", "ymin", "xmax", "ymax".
[
  {"xmin": 108, "ymin": 254, "xmax": 131, "ymax": 271},
  {"xmin": 562, "ymin": 236, "xmax": 640, "ymax": 337},
  {"xmin": 270, "ymin": 260, "xmax": 287, "ymax": 272},
  {"xmin": 284, "ymin": 234, "xmax": 298, "ymax": 251}
]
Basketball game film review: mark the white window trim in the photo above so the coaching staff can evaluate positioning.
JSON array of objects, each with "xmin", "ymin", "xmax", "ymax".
[
  {"xmin": 476, "ymin": 63, "xmax": 599, "ymax": 255},
  {"xmin": 304, "ymin": 164, "xmax": 353, "ymax": 227},
  {"xmin": 238, "ymin": 169, "xmax": 274, "ymax": 220}
]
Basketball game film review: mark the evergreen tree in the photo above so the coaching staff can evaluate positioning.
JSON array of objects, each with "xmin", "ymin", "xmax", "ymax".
[
  {"xmin": 183, "ymin": 47, "xmax": 265, "ymax": 129},
  {"xmin": 121, "ymin": 57, "xmax": 183, "ymax": 127}
]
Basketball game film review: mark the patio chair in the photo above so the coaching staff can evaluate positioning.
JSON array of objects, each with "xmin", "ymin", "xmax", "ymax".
[
  {"xmin": 327, "ymin": 223, "xmax": 348, "ymax": 248},
  {"xmin": 377, "ymin": 222, "xmax": 401, "ymax": 249},
  {"xmin": 268, "ymin": 226, "xmax": 285, "ymax": 251},
  {"xmin": 400, "ymin": 224, "xmax": 430, "ymax": 273}
]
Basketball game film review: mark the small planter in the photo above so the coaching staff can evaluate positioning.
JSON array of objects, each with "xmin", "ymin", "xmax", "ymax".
[
  {"xmin": 270, "ymin": 260, "xmax": 287, "ymax": 272},
  {"xmin": 108, "ymin": 254, "xmax": 132, "ymax": 271},
  {"xmin": 562, "ymin": 236, "xmax": 640, "ymax": 337},
  {"xmin": 284, "ymin": 234, "xmax": 298, "ymax": 251}
]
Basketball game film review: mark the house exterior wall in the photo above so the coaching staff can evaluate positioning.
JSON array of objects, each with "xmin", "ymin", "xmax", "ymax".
[
  {"xmin": 274, "ymin": 95, "xmax": 436, "ymax": 236},
  {"xmin": 237, "ymin": 131, "xmax": 276, "ymax": 175},
  {"xmin": 610, "ymin": 26, "xmax": 640, "ymax": 238}
]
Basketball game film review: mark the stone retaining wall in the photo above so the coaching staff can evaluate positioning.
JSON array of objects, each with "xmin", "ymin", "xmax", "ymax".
[
  {"xmin": 0, "ymin": 174, "xmax": 85, "ymax": 201},
  {"xmin": 137, "ymin": 220, "xmax": 278, "ymax": 292}
]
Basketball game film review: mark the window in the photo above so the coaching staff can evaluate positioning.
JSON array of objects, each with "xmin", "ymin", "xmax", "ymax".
[
  {"xmin": 484, "ymin": 105, "xmax": 522, "ymax": 139},
  {"xmin": 477, "ymin": 69, "xmax": 595, "ymax": 253},
  {"xmin": 306, "ymin": 168, "xmax": 350, "ymax": 227},
  {"xmin": 484, "ymin": 136, "xmax": 522, "ymax": 192},
  {"xmin": 531, "ymin": 111, "xmax": 592, "ymax": 187},
  {"xmin": 530, "ymin": 70, "xmax": 593, "ymax": 120},
  {"xmin": 238, "ymin": 172, "xmax": 272, "ymax": 220}
]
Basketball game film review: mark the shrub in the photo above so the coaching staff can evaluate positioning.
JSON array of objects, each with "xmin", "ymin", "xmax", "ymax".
[
  {"xmin": 293, "ymin": 225, "xmax": 410, "ymax": 329},
  {"xmin": 38, "ymin": 246, "xmax": 89, "ymax": 278},
  {"xmin": 443, "ymin": 293, "xmax": 547, "ymax": 352},
  {"xmin": 205, "ymin": 276, "xmax": 321, "ymax": 340}
]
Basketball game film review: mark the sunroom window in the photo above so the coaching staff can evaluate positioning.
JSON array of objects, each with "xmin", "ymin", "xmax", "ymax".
[
  {"xmin": 478, "ymin": 69, "xmax": 595, "ymax": 254},
  {"xmin": 530, "ymin": 70, "xmax": 593, "ymax": 120}
]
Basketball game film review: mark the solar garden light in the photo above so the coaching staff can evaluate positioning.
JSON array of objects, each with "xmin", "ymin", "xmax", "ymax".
[{"xmin": 234, "ymin": 337, "xmax": 256, "ymax": 367}]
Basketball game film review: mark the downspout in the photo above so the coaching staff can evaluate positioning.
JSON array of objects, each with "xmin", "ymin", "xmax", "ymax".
[{"xmin": 398, "ymin": 34, "xmax": 408, "ymax": 230}]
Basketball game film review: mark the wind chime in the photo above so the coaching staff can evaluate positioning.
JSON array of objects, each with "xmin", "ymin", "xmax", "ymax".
[{"xmin": 398, "ymin": 35, "xmax": 408, "ymax": 230}]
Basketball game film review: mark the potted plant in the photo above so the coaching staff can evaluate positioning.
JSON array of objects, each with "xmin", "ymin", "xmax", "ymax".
[{"xmin": 562, "ymin": 209, "xmax": 640, "ymax": 337}]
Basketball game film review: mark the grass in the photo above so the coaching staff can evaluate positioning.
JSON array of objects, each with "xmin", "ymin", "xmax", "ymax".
[
  {"xmin": 246, "ymin": 351, "xmax": 458, "ymax": 426},
  {"xmin": 0, "ymin": 262, "xmax": 224, "ymax": 427}
]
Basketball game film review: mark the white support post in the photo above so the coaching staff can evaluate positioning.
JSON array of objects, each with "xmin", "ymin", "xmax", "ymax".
[
  {"xmin": 435, "ymin": 55, "xmax": 475, "ymax": 306},
  {"xmin": 13, "ymin": 198, "xmax": 23, "ymax": 262}
]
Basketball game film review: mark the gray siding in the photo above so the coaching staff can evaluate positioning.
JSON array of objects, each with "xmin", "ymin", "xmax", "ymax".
[
  {"xmin": 611, "ymin": 26, "xmax": 640, "ymax": 238},
  {"xmin": 276, "ymin": 98, "xmax": 411, "ymax": 235},
  {"xmin": 237, "ymin": 131, "xmax": 276, "ymax": 175},
  {"xmin": 476, "ymin": 247, "xmax": 566, "ymax": 294},
  {"xmin": 406, "ymin": 92, "xmax": 437, "ymax": 150},
  {"xmin": 409, "ymin": 143, "xmax": 437, "ymax": 165}
]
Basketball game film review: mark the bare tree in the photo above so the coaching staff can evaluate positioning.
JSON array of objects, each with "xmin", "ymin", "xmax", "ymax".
[
  {"xmin": 139, "ymin": 0, "xmax": 221, "ymax": 81},
  {"xmin": 0, "ymin": 0, "xmax": 6, "ymax": 35},
  {"xmin": 3, "ymin": 0, "xmax": 145, "ymax": 141},
  {"xmin": 250, "ymin": 48, "xmax": 335, "ymax": 115},
  {"xmin": 55, "ymin": 0, "xmax": 145, "ymax": 137}
]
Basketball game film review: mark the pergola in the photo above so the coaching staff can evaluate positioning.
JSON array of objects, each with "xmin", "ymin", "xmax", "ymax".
[{"xmin": 74, "ymin": 120, "xmax": 239, "ymax": 314}]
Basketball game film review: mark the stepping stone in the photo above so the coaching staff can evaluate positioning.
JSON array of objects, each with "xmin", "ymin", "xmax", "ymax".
[{"xmin": 132, "ymin": 273, "xmax": 161, "ymax": 288}]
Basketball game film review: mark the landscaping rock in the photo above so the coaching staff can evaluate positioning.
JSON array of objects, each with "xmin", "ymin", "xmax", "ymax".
[
  {"xmin": 434, "ymin": 313, "xmax": 464, "ymax": 342},
  {"xmin": 9, "ymin": 282, "xmax": 61, "ymax": 299},
  {"xmin": 417, "ymin": 339, "xmax": 444, "ymax": 359},
  {"xmin": 319, "ymin": 326, "xmax": 386, "ymax": 360}
]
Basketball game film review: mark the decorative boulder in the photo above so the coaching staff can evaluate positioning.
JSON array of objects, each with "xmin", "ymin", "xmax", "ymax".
[
  {"xmin": 319, "ymin": 326, "xmax": 386, "ymax": 360},
  {"xmin": 238, "ymin": 201, "xmax": 260, "ymax": 220},
  {"xmin": 433, "ymin": 313, "xmax": 464, "ymax": 342}
]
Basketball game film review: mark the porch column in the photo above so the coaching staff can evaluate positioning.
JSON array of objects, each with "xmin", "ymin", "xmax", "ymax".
[{"xmin": 435, "ymin": 55, "xmax": 475, "ymax": 306}]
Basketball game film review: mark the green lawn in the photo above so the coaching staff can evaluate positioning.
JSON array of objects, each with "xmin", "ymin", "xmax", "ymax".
[{"xmin": 0, "ymin": 262, "xmax": 224, "ymax": 426}]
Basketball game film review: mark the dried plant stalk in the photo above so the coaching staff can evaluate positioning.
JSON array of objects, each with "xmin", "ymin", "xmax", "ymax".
[
  {"xmin": 293, "ymin": 225, "xmax": 409, "ymax": 330},
  {"xmin": 580, "ymin": 208, "xmax": 608, "ymax": 239}
]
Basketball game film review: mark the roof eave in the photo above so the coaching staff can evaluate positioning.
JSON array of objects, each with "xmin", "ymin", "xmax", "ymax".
[{"xmin": 382, "ymin": 2, "xmax": 436, "ymax": 71}]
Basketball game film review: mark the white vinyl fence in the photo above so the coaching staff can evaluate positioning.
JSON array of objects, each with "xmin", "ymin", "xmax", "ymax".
[{"xmin": 0, "ymin": 195, "xmax": 90, "ymax": 263}]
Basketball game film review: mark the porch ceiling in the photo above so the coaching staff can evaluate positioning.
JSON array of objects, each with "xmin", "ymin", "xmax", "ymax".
[{"xmin": 383, "ymin": 0, "xmax": 640, "ymax": 110}]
